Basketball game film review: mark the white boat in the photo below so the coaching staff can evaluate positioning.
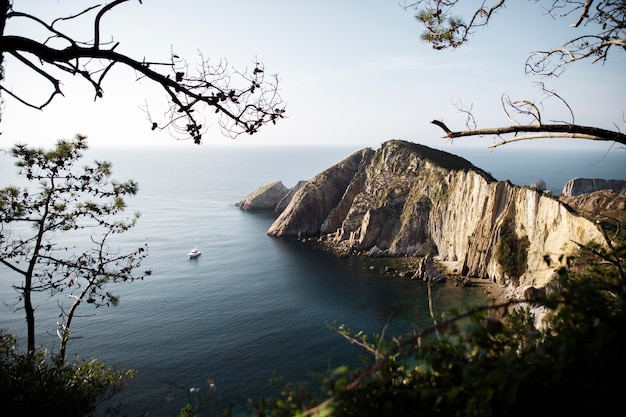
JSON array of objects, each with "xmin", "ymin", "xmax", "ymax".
[{"xmin": 188, "ymin": 247, "xmax": 201, "ymax": 258}]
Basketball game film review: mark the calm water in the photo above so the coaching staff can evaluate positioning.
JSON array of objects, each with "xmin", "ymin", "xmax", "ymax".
[{"xmin": 0, "ymin": 144, "xmax": 624, "ymax": 416}]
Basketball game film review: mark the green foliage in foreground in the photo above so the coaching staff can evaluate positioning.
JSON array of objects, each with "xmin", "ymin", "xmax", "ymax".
[
  {"xmin": 231, "ymin": 229, "xmax": 625, "ymax": 417},
  {"xmin": 3, "ymin": 228, "xmax": 622, "ymax": 417},
  {"xmin": 0, "ymin": 331, "xmax": 135, "ymax": 417}
]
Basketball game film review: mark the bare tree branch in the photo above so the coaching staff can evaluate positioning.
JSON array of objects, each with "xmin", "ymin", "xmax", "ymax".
[
  {"xmin": 431, "ymin": 119, "xmax": 626, "ymax": 147},
  {"xmin": 403, "ymin": 1, "xmax": 624, "ymax": 149},
  {"xmin": 0, "ymin": 1, "xmax": 285, "ymax": 144},
  {"xmin": 435, "ymin": 81, "xmax": 625, "ymax": 147},
  {"xmin": 405, "ymin": 1, "xmax": 625, "ymax": 76}
]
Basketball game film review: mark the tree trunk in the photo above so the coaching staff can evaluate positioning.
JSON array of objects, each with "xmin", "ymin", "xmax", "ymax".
[
  {"xmin": 0, "ymin": 0, "xmax": 8, "ymax": 125},
  {"xmin": 0, "ymin": 0, "xmax": 8, "ymax": 45},
  {"xmin": 24, "ymin": 274, "xmax": 35, "ymax": 354},
  {"xmin": 58, "ymin": 288, "xmax": 87, "ymax": 364},
  {"xmin": 0, "ymin": 0, "xmax": 8, "ymax": 54}
]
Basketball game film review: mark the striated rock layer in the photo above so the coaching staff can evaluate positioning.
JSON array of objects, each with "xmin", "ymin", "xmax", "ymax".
[
  {"xmin": 267, "ymin": 140, "xmax": 605, "ymax": 289},
  {"xmin": 561, "ymin": 177, "xmax": 626, "ymax": 197}
]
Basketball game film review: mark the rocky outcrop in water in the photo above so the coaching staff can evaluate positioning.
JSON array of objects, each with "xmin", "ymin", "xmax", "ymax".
[
  {"xmin": 235, "ymin": 181, "xmax": 289, "ymax": 210},
  {"xmin": 236, "ymin": 180, "xmax": 307, "ymax": 211},
  {"xmin": 264, "ymin": 140, "xmax": 605, "ymax": 289},
  {"xmin": 561, "ymin": 178, "xmax": 626, "ymax": 197}
]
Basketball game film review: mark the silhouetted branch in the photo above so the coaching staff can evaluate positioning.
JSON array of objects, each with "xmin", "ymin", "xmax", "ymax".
[
  {"xmin": 435, "ymin": 82, "xmax": 626, "ymax": 147},
  {"xmin": 402, "ymin": 0, "xmax": 506, "ymax": 50},
  {"xmin": 404, "ymin": 0, "xmax": 625, "ymax": 76},
  {"xmin": 431, "ymin": 119, "xmax": 626, "ymax": 147},
  {"xmin": 1, "ymin": 1, "xmax": 285, "ymax": 144},
  {"xmin": 431, "ymin": 119, "xmax": 451, "ymax": 134}
]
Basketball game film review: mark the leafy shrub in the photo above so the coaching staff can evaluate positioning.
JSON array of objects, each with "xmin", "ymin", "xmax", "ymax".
[
  {"xmin": 496, "ymin": 222, "xmax": 530, "ymax": 283},
  {"xmin": 0, "ymin": 331, "xmax": 135, "ymax": 417}
]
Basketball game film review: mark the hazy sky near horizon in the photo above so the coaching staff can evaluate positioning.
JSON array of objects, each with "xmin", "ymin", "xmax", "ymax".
[{"xmin": 1, "ymin": 0, "xmax": 624, "ymax": 153}]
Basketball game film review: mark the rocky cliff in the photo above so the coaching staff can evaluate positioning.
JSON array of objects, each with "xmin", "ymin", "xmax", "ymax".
[
  {"xmin": 265, "ymin": 140, "xmax": 606, "ymax": 289},
  {"xmin": 561, "ymin": 178, "xmax": 626, "ymax": 197},
  {"xmin": 235, "ymin": 181, "xmax": 289, "ymax": 210},
  {"xmin": 235, "ymin": 180, "xmax": 307, "ymax": 211}
]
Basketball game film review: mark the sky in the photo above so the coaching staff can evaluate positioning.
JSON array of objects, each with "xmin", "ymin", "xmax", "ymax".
[{"xmin": 1, "ymin": 0, "xmax": 625, "ymax": 152}]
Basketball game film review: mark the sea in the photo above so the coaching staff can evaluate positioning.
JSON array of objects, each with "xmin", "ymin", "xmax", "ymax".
[{"xmin": 0, "ymin": 143, "xmax": 624, "ymax": 416}]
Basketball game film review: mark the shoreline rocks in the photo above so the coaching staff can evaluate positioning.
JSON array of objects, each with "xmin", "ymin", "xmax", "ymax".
[{"xmin": 236, "ymin": 140, "xmax": 616, "ymax": 308}]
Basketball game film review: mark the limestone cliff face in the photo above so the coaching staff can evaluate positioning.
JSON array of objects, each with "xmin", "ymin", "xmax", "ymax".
[
  {"xmin": 429, "ymin": 173, "xmax": 602, "ymax": 287},
  {"xmin": 267, "ymin": 140, "xmax": 605, "ymax": 289},
  {"xmin": 561, "ymin": 178, "xmax": 626, "ymax": 197}
]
